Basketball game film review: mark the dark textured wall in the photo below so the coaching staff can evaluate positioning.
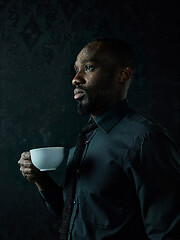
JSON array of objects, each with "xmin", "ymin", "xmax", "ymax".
[{"xmin": 0, "ymin": 1, "xmax": 179, "ymax": 239}]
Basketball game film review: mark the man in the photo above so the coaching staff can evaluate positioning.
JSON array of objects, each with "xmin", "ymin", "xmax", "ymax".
[{"xmin": 18, "ymin": 39, "xmax": 180, "ymax": 240}]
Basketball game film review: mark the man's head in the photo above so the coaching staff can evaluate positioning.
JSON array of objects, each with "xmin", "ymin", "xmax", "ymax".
[{"xmin": 72, "ymin": 38, "xmax": 136, "ymax": 118}]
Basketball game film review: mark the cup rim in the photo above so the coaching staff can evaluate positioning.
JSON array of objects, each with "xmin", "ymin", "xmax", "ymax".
[{"xmin": 30, "ymin": 147, "xmax": 64, "ymax": 152}]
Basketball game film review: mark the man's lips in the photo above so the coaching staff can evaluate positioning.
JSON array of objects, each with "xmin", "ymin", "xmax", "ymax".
[{"xmin": 74, "ymin": 88, "xmax": 86, "ymax": 100}]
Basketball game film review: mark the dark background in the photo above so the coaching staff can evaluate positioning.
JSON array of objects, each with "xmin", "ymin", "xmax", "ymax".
[{"xmin": 0, "ymin": 0, "xmax": 179, "ymax": 239}]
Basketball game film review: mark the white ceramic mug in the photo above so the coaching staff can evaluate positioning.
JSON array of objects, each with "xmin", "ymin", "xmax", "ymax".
[{"xmin": 30, "ymin": 147, "xmax": 64, "ymax": 171}]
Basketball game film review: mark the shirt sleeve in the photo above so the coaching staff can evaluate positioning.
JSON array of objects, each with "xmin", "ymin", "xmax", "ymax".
[
  {"xmin": 127, "ymin": 129, "xmax": 180, "ymax": 240},
  {"xmin": 39, "ymin": 148, "xmax": 75, "ymax": 220},
  {"xmin": 39, "ymin": 177, "xmax": 64, "ymax": 220}
]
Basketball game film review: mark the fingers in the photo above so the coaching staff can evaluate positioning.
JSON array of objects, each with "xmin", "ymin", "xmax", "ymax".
[
  {"xmin": 18, "ymin": 151, "xmax": 43, "ymax": 182},
  {"xmin": 19, "ymin": 166, "xmax": 39, "ymax": 174},
  {"xmin": 22, "ymin": 172, "xmax": 43, "ymax": 182},
  {"xmin": 18, "ymin": 158, "xmax": 34, "ymax": 168},
  {"xmin": 21, "ymin": 151, "xmax": 31, "ymax": 159},
  {"xmin": 18, "ymin": 151, "xmax": 31, "ymax": 166},
  {"xmin": 18, "ymin": 151, "xmax": 37, "ymax": 170}
]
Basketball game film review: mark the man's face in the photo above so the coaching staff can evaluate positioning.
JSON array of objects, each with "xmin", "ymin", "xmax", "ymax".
[{"xmin": 72, "ymin": 42, "xmax": 118, "ymax": 116}]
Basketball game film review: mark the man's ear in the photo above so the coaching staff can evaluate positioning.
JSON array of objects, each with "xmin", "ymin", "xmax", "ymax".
[{"xmin": 116, "ymin": 67, "xmax": 132, "ymax": 83}]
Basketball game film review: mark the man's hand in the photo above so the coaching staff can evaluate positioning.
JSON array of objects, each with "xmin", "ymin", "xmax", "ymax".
[{"xmin": 18, "ymin": 151, "xmax": 46, "ymax": 183}]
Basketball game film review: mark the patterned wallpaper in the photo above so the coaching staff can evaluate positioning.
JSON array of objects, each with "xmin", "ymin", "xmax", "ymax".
[{"xmin": 0, "ymin": 1, "xmax": 179, "ymax": 239}]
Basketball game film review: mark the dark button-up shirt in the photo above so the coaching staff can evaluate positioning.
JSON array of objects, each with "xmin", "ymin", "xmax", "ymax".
[{"xmin": 40, "ymin": 100, "xmax": 180, "ymax": 240}]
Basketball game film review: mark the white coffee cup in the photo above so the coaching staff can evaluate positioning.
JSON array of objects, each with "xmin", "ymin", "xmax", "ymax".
[{"xmin": 30, "ymin": 147, "xmax": 64, "ymax": 171}]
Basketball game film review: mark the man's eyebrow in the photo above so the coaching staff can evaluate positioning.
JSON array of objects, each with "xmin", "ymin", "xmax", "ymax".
[
  {"xmin": 74, "ymin": 59, "xmax": 96, "ymax": 67},
  {"xmin": 74, "ymin": 59, "xmax": 97, "ymax": 69},
  {"xmin": 81, "ymin": 59, "xmax": 96, "ymax": 64}
]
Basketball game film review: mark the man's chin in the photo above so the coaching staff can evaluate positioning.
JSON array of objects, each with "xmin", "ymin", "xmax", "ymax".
[{"xmin": 77, "ymin": 101, "xmax": 92, "ymax": 115}]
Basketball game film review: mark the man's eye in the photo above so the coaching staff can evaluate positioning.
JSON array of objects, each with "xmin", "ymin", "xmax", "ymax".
[{"xmin": 85, "ymin": 65, "xmax": 95, "ymax": 72}]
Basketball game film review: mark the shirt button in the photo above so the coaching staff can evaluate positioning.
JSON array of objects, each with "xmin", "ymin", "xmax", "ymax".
[
  {"xmin": 73, "ymin": 199, "xmax": 76, "ymax": 204},
  {"xmin": 76, "ymin": 169, "xmax": 80, "ymax": 174}
]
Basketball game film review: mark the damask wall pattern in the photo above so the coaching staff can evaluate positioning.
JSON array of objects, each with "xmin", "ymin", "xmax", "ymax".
[{"xmin": 0, "ymin": 1, "xmax": 179, "ymax": 239}]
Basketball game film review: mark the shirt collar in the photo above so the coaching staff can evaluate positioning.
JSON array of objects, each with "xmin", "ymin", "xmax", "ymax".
[{"xmin": 93, "ymin": 99, "xmax": 131, "ymax": 133}]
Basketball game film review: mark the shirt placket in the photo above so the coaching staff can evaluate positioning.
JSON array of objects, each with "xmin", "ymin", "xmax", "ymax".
[{"xmin": 67, "ymin": 129, "xmax": 98, "ymax": 240}]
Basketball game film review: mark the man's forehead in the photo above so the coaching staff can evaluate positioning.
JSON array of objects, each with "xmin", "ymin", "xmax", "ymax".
[{"xmin": 75, "ymin": 42, "xmax": 105, "ymax": 63}]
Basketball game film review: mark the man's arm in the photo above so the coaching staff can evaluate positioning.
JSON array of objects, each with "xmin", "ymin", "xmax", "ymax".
[
  {"xmin": 38, "ymin": 176, "xmax": 64, "ymax": 219},
  {"xmin": 18, "ymin": 151, "xmax": 64, "ymax": 219},
  {"xmin": 127, "ymin": 129, "xmax": 180, "ymax": 239}
]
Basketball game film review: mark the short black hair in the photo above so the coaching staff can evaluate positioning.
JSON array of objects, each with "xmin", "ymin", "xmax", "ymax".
[{"xmin": 92, "ymin": 38, "xmax": 136, "ymax": 72}]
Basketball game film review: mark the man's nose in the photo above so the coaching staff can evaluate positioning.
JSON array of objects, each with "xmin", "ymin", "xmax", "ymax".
[{"xmin": 72, "ymin": 72, "xmax": 85, "ymax": 86}]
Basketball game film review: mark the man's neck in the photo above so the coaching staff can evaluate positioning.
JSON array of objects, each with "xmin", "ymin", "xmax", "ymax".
[{"xmin": 90, "ymin": 97, "xmax": 127, "ymax": 119}]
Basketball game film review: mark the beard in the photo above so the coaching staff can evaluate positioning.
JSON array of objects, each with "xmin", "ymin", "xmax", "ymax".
[
  {"xmin": 76, "ymin": 87, "xmax": 98, "ymax": 115},
  {"xmin": 77, "ymin": 94, "xmax": 95, "ymax": 115},
  {"xmin": 77, "ymin": 101, "xmax": 94, "ymax": 115},
  {"xmin": 75, "ymin": 76, "xmax": 113, "ymax": 115}
]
